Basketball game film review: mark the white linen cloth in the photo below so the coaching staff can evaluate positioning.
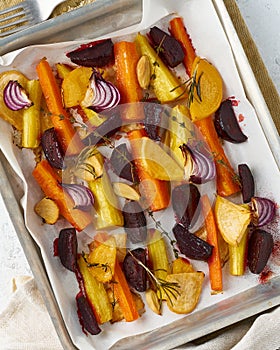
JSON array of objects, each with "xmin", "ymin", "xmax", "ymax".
[{"xmin": 0, "ymin": 276, "xmax": 279, "ymax": 350}]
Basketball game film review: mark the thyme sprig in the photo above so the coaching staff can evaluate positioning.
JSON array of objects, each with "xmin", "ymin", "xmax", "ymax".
[
  {"xmin": 147, "ymin": 210, "xmax": 179, "ymax": 259},
  {"xmin": 127, "ymin": 250, "xmax": 180, "ymax": 309}
]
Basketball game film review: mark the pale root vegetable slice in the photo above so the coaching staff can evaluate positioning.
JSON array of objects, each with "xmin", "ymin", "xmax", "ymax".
[
  {"xmin": 0, "ymin": 70, "xmax": 30, "ymax": 130},
  {"xmin": 166, "ymin": 272, "xmax": 204, "ymax": 314},
  {"xmin": 62, "ymin": 66, "xmax": 93, "ymax": 108},
  {"xmin": 214, "ymin": 195, "xmax": 251, "ymax": 246},
  {"xmin": 112, "ymin": 182, "xmax": 140, "ymax": 201},
  {"xmin": 130, "ymin": 136, "xmax": 184, "ymax": 181},
  {"xmin": 34, "ymin": 197, "xmax": 60, "ymax": 224},
  {"xmin": 189, "ymin": 57, "xmax": 223, "ymax": 121}
]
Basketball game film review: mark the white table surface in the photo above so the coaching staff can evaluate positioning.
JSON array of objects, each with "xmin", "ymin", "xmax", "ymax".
[{"xmin": 0, "ymin": 0, "xmax": 279, "ymax": 323}]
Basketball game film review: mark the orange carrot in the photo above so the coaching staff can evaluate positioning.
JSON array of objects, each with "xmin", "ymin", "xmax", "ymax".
[
  {"xmin": 201, "ymin": 194, "xmax": 223, "ymax": 293},
  {"xmin": 128, "ymin": 127, "xmax": 170, "ymax": 212},
  {"xmin": 169, "ymin": 17, "xmax": 196, "ymax": 76},
  {"xmin": 32, "ymin": 159, "xmax": 92, "ymax": 231},
  {"xmin": 113, "ymin": 259, "xmax": 139, "ymax": 322},
  {"xmin": 195, "ymin": 116, "xmax": 240, "ymax": 196},
  {"xmin": 36, "ymin": 58, "xmax": 83, "ymax": 155},
  {"xmin": 114, "ymin": 41, "xmax": 144, "ymax": 121}
]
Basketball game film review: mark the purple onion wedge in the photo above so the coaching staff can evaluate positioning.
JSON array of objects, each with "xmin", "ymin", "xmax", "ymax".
[
  {"xmin": 250, "ymin": 196, "xmax": 276, "ymax": 227},
  {"xmin": 82, "ymin": 74, "xmax": 120, "ymax": 113},
  {"xmin": 180, "ymin": 143, "xmax": 216, "ymax": 184},
  {"xmin": 4, "ymin": 80, "xmax": 33, "ymax": 111},
  {"xmin": 61, "ymin": 183, "xmax": 94, "ymax": 211}
]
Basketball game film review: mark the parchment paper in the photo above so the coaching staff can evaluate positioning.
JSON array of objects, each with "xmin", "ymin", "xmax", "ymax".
[{"xmin": 0, "ymin": 1, "xmax": 279, "ymax": 349}]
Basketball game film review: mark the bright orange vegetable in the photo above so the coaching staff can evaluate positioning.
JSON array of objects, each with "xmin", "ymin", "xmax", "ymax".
[
  {"xmin": 128, "ymin": 127, "xmax": 170, "ymax": 211},
  {"xmin": 195, "ymin": 116, "xmax": 240, "ymax": 197},
  {"xmin": 201, "ymin": 194, "xmax": 223, "ymax": 293},
  {"xmin": 112, "ymin": 259, "xmax": 139, "ymax": 322},
  {"xmin": 114, "ymin": 41, "xmax": 144, "ymax": 121},
  {"xmin": 169, "ymin": 17, "xmax": 196, "ymax": 76},
  {"xmin": 32, "ymin": 159, "xmax": 92, "ymax": 231},
  {"xmin": 36, "ymin": 58, "xmax": 83, "ymax": 155}
]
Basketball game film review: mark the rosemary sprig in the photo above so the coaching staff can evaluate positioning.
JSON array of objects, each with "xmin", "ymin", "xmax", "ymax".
[
  {"xmin": 127, "ymin": 250, "xmax": 180, "ymax": 309},
  {"xmin": 147, "ymin": 210, "xmax": 179, "ymax": 258},
  {"xmin": 150, "ymin": 35, "xmax": 166, "ymax": 82},
  {"xmin": 170, "ymin": 65, "xmax": 203, "ymax": 107}
]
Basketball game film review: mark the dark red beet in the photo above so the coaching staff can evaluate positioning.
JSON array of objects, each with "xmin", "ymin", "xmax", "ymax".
[
  {"xmin": 149, "ymin": 26, "xmax": 184, "ymax": 68},
  {"xmin": 238, "ymin": 163, "xmax": 255, "ymax": 203},
  {"xmin": 76, "ymin": 293, "xmax": 101, "ymax": 335},
  {"xmin": 143, "ymin": 103, "xmax": 165, "ymax": 141},
  {"xmin": 110, "ymin": 143, "xmax": 138, "ymax": 183},
  {"xmin": 248, "ymin": 229, "xmax": 274, "ymax": 274},
  {"xmin": 67, "ymin": 39, "xmax": 114, "ymax": 68},
  {"xmin": 41, "ymin": 127, "xmax": 64, "ymax": 169},
  {"xmin": 123, "ymin": 248, "xmax": 147, "ymax": 292},
  {"xmin": 214, "ymin": 99, "xmax": 248, "ymax": 143},
  {"xmin": 172, "ymin": 183, "xmax": 201, "ymax": 228},
  {"xmin": 57, "ymin": 228, "xmax": 77, "ymax": 272},
  {"xmin": 173, "ymin": 223, "xmax": 213, "ymax": 261},
  {"xmin": 123, "ymin": 201, "xmax": 147, "ymax": 244}
]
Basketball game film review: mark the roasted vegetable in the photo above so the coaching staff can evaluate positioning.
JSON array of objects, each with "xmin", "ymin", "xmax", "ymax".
[
  {"xmin": 251, "ymin": 197, "xmax": 277, "ymax": 227},
  {"xmin": 110, "ymin": 143, "xmax": 137, "ymax": 183},
  {"xmin": 149, "ymin": 26, "xmax": 184, "ymax": 68},
  {"xmin": 57, "ymin": 228, "xmax": 78, "ymax": 272},
  {"xmin": 77, "ymin": 254, "xmax": 113, "ymax": 324},
  {"xmin": 76, "ymin": 293, "xmax": 101, "ymax": 335},
  {"xmin": 41, "ymin": 127, "xmax": 64, "ymax": 169},
  {"xmin": 169, "ymin": 17, "xmax": 196, "ymax": 76},
  {"xmin": 173, "ymin": 223, "xmax": 213, "ymax": 261},
  {"xmin": 135, "ymin": 33, "xmax": 187, "ymax": 103},
  {"xmin": 238, "ymin": 163, "xmax": 255, "ymax": 203},
  {"xmin": 66, "ymin": 39, "xmax": 114, "ymax": 67},
  {"xmin": 247, "ymin": 229, "xmax": 274, "ymax": 274},
  {"xmin": 123, "ymin": 201, "xmax": 147, "ymax": 244},
  {"xmin": 172, "ymin": 183, "xmax": 201, "ymax": 228},
  {"xmin": 214, "ymin": 99, "xmax": 248, "ymax": 143},
  {"xmin": 123, "ymin": 248, "xmax": 147, "ymax": 292}
]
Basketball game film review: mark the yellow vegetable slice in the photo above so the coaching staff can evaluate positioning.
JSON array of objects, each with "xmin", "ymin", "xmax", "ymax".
[
  {"xmin": 87, "ymin": 236, "xmax": 117, "ymax": 283},
  {"xmin": 0, "ymin": 70, "xmax": 30, "ymax": 130},
  {"xmin": 214, "ymin": 195, "xmax": 251, "ymax": 246},
  {"xmin": 112, "ymin": 182, "xmax": 140, "ymax": 201},
  {"xmin": 130, "ymin": 136, "xmax": 184, "ymax": 181},
  {"xmin": 166, "ymin": 272, "xmax": 204, "ymax": 314},
  {"xmin": 62, "ymin": 66, "xmax": 93, "ymax": 108},
  {"xmin": 189, "ymin": 57, "xmax": 223, "ymax": 121}
]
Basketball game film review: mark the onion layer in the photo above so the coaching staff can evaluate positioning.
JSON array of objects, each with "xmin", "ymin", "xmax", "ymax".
[
  {"xmin": 62, "ymin": 183, "xmax": 94, "ymax": 211},
  {"xmin": 82, "ymin": 74, "xmax": 120, "ymax": 112},
  {"xmin": 180, "ymin": 143, "xmax": 216, "ymax": 184},
  {"xmin": 251, "ymin": 196, "xmax": 276, "ymax": 227},
  {"xmin": 4, "ymin": 80, "xmax": 33, "ymax": 111}
]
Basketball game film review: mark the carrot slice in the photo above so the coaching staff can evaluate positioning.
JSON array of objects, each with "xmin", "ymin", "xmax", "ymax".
[
  {"xmin": 195, "ymin": 116, "xmax": 240, "ymax": 197},
  {"xmin": 32, "ymin": 159, "xmax": 92, "ymax": 231},
  {"xmin": 169, "ymin": 17, "xmax": 196, "ymax": 76},
  {"xmin": 128, "ymin": 127, "xmax": 170, "ymax": 211},
  {"xmin": 112, "ymin": 259, "xmax": 139, "ymax": 322},
  {"xmin": 201, "ymin": 194, "xmax": 223, "ymax": 293},
  {"xmin": 36, "ymin": 58, "xmax": 83, "ymax": 155}
]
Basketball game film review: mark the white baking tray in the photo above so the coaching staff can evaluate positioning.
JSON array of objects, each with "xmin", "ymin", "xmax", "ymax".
[{"xmin": 0, "ymin": 0, "xmax": 279, "ymax": 349}]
